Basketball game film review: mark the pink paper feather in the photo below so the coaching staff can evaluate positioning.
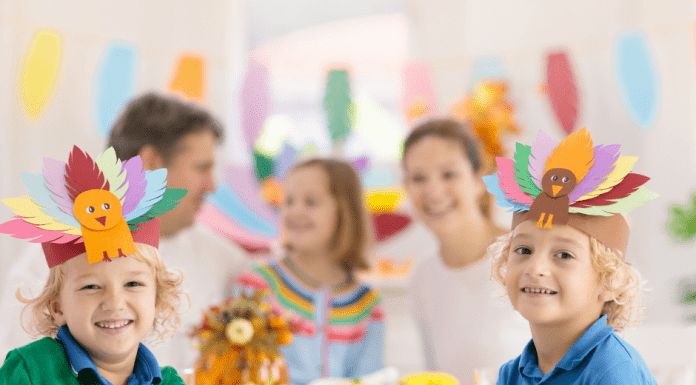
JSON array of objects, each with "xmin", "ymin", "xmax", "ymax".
[
  {"xmin": 42, "ymin": 157, "xmax": 74, "ymax": 216},
  {"xmin": 0, "ymin": 217, "xmax": 81, "ymax": 244},
  {"xmin": 497, "ymin": 157, "xmax": 534, "ymax": 206}
]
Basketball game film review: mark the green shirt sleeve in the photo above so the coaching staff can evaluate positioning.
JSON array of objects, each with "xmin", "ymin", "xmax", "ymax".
[
  {"xmin": 0, "ymin": 350, "xmax": 33, "ymax": 385},
  {"xmin": 161, "ymin": 366, "xmax": 187, "ymax": 385}
]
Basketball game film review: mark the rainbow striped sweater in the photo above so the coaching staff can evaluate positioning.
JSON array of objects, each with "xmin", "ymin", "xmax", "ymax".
[{"xmin": 236, "ymin": 258, "xmax": 385, "ymax": 385}]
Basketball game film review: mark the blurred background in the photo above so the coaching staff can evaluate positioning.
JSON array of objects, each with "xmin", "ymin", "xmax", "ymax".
[{"xmin": 2, "ymin": 0, "xmax": 696, "ymax": 381}]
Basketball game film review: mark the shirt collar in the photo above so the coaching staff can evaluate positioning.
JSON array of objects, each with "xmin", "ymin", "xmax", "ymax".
[
  {"xmin": 57, "ymin": 325, "xmax": 163, "ymax": 385},
  {"xmin": 518, "ymin": 315, "xmax": 614, "ymax": 378}
]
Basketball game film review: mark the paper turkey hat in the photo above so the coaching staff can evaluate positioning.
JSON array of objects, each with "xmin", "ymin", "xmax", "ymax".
[
  {"xmin": 483, "ymin": 128, "xmax": 658, "ymax": 256},
  {"xmin": 0, "ymin": 146, "xmax": 187, "ymax": 267}
]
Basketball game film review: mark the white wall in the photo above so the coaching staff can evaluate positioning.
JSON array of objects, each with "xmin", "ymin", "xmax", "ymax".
[{"xmin": 405, "ymin": 0, "xmax": 696, "ymax": 323}]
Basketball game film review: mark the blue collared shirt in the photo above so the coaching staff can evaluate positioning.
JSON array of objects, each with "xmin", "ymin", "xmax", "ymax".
[
  {"xmin": 496, "ymin": 315, "xmax": 658, "ymax": 384},
  {"xmin": 57, "ymin": 326, "xmax": 163, "ymax": 385}
]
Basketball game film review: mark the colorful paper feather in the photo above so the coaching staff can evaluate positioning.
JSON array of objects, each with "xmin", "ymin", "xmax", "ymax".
[
  {"xmin": 95, "ymin": 147, "xmax": 128, "ymax": 200},
  {"xmin": 528, "ymin": 130, "xmax": 558, "ymax": 189},
  {"xmin": 124, "ymin": 169, "xmax": 167, "ymax": 221},
  {"xmin": 65, "ymin": 146, "xmax": 110, "ymax": 200},
  {"xmin": 120, "ymin": 156, "xmax": 147, "ymax": 216},
  {"xmin": 0, "ymin": 146, "xmax": 186, "ymax": 246},
  {"xmin": 496, "ymin": 157, "xmax": 533, "ymax": 206},
  {"xmin": 544, "ymin": 127, "xmax": 594, "ymax": 181},
  {"xmin": 568, "ymin": 144, "xmax": 620, "ymax": 203},
  {"xmin": 485, "ymin": 128, "xmax": 657, "ymax": 218},
  {"xmin": 43, "ymin": 157, "xmax": 75, "ymax": 217},
  {"xmin": 512, "ymin": 143, "xmax": 541, "ymax": 199}
]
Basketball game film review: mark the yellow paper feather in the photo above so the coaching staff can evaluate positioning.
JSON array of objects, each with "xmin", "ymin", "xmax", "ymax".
[
  {"xmin": 575, "ymin": 156, "xmax": 638, "ymax": 201},
  {"xmin": 3, "ymin": 196, "xmax": 81, "ymax": 235},
  {"xmin": 544, "ymin": 127, "xmax": 594, "ymax": 181}
]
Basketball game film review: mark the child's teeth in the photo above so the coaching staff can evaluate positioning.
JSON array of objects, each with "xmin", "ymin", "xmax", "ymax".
[{"xmin": 97, "ymin": 320, "xmax": 130, "ymax": 328}]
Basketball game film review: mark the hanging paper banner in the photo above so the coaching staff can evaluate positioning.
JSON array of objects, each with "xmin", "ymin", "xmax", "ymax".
[
  {"xmin": 547, "ymin": 51, "xmax": 580, "ymax": 135},
  {"xmin": 373, "ymin": 213, "xmax": 412, "ymax": 242},
  {"xmin": 401, "ymin": 61, "xmax": 439, "ymax": 125},
  {"xmin": 241, "ymin": 60, "xmax": 271, "ymax": 150},
  {"xmin": 95, "ymin": 42, "xmax": 137, "ymax": 137},
  {"xmin": 168, "ymin": 54, "xmax": 206, "ymax": 102},
  {"xmin": 323, "ymin": 69, "xmax": 352, "ymax": 144},
  {"xmin": 19, "ymin": 30, "xmax": 62, "ymax": 120},
  {"xmin": 615, "ymin": 30, "xmax": 659, "ymax": 131},
  {"xmin": 666, "ymin": 192, "xmax": 696, "ymax": 243}
]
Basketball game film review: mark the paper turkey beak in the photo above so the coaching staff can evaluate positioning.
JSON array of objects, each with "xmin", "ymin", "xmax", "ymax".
[
  {"xmin": 95, "ymin": 216, "xmax": 107, "ymax": 226},
  {"xmin": 552, "ymin": 185, "xmax": 562, "ymax": 197}
]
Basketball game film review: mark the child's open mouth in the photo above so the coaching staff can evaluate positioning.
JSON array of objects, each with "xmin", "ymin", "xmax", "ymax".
[
  {"xmin": 95, "ymin": 320, "xmax": 133, "ymax": 333},
  {"xmin": 521, "ymin": 287, "xmax": 558, "ymax": 295}
]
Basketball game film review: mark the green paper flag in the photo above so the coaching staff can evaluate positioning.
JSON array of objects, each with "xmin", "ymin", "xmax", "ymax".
[{"xmin": 323, "ymin": 69, "xmax": 352, "ymax": 143}]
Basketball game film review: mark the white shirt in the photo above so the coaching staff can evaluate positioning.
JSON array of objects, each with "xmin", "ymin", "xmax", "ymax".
[
  {"xmin": 410, "ymin": 253, "xmax": 531, "ymax": 385},
  {"xmin": 0, "ymin": 223, "xmax": 251, "ymax": 371}
]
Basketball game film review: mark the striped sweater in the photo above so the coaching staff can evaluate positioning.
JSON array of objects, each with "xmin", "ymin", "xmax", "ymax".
[{"xmin": 236, "ymin": 258, "xmax": 385, "ymax": 385}]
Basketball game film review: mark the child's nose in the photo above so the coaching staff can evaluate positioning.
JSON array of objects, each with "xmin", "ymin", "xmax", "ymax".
[
  {"xmin": 524, "ymin": 254, "xmax": 551, "ymax": 277},
  {"xmin": 102, "ymin": 288, "xmax": 127, "ymax": 311}
]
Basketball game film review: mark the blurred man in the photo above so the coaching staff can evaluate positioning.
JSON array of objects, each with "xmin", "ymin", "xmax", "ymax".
[{"xmin": 0, "ymin": 93, "xmax": 250, "ymax": 371}]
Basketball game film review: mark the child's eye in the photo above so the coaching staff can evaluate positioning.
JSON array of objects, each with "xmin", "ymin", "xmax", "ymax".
[
  {"xmin": 554, "ymin": 251, "xmax": 574, "ymax": 259},
  {"xmin": 125, "ymin": 281, "xmax": 143, "ymax": 287},
  {"xmin": 514, "ymin": 247, "xmax": 532, "ymax": 255},
  {"xmin": 443, "ymin": 171, "xmax": 456, "ymax": 179},
  {"xmin": 81, "ymin": 284, "xmax": 100, "ymax": 290},
  {"xmin": 410, "ymin": 174, "xmax": 426, "ymax": 183},
  {"xmin": 305, "ymin": 198, "xmax": 317, "ymax": 207}
]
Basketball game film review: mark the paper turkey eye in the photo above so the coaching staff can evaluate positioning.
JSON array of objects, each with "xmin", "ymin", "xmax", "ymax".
[
  {"xmin": 86, "ymin": 206, "xmax": 95, "ymax": 214},
  {"xmin": 562, "ymin": 177, "xmax": 569, "ymax": 183},
  {"xmin": 551, "ymin": 175, "xmax": 558, "ymax": 182},
  {"xmin": 102, "ymin": 203, "xmax": 111, "ymax": 210}
]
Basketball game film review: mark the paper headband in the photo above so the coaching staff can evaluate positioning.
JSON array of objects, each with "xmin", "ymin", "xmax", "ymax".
[
  {"xmin": 0, "ymin": 146, "xmax": 187, "ymax": 267},
  {"xmin": 484, "ymin": 128, "xmax": 657, "ymax": 255}
]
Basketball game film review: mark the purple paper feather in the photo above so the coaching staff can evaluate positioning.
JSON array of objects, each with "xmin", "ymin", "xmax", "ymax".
[
  {"xmin": 42, "ymin": 157, "xmax": 74, "ymax": 216},
  {"xmin": 568, "ymin": 144, "xmax": 621, "ymax": 203},
  {"xmin": 528, "ymin": 131, "xmax": 558, "ymax": 189},
  {"xmin": 120, "ymin": 156, "xmax": 147, "ymax": 216}
]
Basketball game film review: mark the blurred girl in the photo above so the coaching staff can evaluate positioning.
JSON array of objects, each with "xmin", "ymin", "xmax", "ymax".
[
  {"xmin": 402, "ymin": 119, "xmax": 529, "ymax": 385},
  {"xmin": 237, "ymin": 158, "xmax": 384, "ymax": 385}
]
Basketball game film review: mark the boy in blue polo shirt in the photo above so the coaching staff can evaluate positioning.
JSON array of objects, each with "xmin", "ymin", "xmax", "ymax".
[
  {"xmin": 0, "ymin": 146, "xmax": 187, "ymax": 385},
  {"xmin": 484, "ymin": 128, "xmax": 658, "ymax": 384}
]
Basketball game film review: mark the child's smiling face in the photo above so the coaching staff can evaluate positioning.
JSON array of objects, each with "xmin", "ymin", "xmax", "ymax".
[
  {"xmin": 281, "ymin": 165, "xmax": 339, "ymax": 256},
  {"xmin": 505, "ymin": 220, "xmax": 611, "ymax": 328},
  {"xmin": 53, "ymin": 253, "xmax": 156, "ymax": 365}
]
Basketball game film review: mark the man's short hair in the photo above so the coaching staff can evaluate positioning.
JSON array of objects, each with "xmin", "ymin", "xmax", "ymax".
[{"xmin": 108, "ymin": 92, "xmax": 224, "ymax": 162}]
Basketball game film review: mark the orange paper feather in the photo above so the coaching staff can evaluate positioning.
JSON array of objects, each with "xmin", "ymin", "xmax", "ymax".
[{"xmin": 544, "ymin": 127, "xmax": 594, "ymax": 181}]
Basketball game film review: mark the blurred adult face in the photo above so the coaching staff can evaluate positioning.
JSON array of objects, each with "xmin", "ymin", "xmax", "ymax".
[
  {"xmin": 158, "ymin": 129, "xmax": 217, "ymax": 236},
  {"xmin": 403, "ymin": 136, "xmax": 485, "ymax": 237}
]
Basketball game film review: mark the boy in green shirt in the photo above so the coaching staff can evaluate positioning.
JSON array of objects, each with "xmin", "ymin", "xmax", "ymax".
[{"xmin": 0, "ymin": 146, "xmax": 188, "ymax": 385}]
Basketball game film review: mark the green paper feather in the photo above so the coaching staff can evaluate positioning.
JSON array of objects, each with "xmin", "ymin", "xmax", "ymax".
[
  {"xmin": 666, "ymin": 192, "xmax": 696, "ymax": 243},
  {"xmin": 513, "ymin": 143, "xmax": 541, "ymax": 198},
  {"xmin": 569, "ymin": 186, "xmax": 658, "ymax": 216},
  {"xmin": 127, "ymin": 188, "xmax": 188, "ymax": 225}
]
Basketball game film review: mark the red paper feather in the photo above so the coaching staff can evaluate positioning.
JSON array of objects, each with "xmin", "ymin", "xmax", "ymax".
[
  {"xmin": 64, "ymin": 146, "xmax": 110, "ymax": 201},
  {"xmin": 571, "ymin": 173, "xmax": 650, "ymax": 208}
]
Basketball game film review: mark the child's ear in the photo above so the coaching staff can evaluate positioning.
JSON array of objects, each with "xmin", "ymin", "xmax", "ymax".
[
  {"xmin": 598, "ymin": 287, "xmax": 614, "ymax": 303},
  {"xmin": 49, "ymin": 299, "xmax": 66, "ymax": 325}
]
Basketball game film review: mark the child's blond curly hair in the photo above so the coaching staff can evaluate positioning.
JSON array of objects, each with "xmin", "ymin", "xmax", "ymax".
[
  {"xmin": 18, "ymin": 243, "xmax": 188, "ymax": 342},
  {"xmin": 488, "ymin": 231, "xmax": 644, "ymax": 332}
]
